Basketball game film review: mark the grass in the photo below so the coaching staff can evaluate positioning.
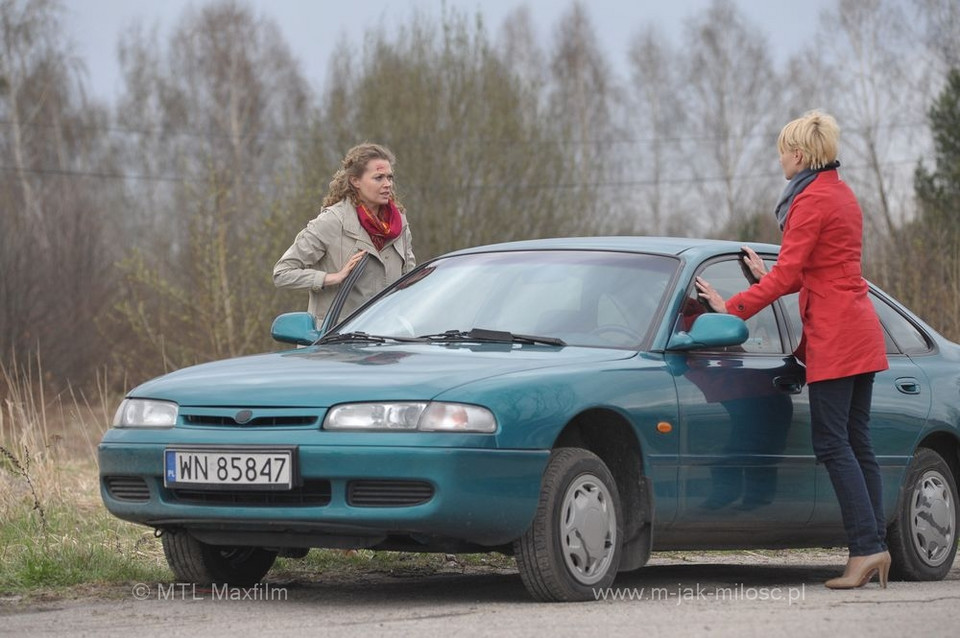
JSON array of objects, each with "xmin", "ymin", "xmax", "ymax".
[
  {"xmin": 0, "ymin": 356, "xmax": 173, "ymax": 595},
  {"xmin": 0, "ymin": 486, "xmax": 171, "ymax": 592}
]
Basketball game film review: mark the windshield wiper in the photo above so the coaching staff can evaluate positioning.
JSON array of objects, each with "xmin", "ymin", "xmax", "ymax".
[
  {"xmin": 317, "ymin": 331, "xmax": 429, "ymax": 345},
  {"xmin": 316, "ymin": 331, "xmax": 387, "ymax": 345},
  {"xmin": 417, "ymin": 328, "xmax": 565, "ymax": 346}
]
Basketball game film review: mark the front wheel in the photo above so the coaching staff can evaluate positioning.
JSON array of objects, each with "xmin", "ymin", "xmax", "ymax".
[
  {"xmin": 514, "ymin": 448, "xmax": 623, "ymax": 602},
  {"xmin": 161, "ymin": 531, "xmax": 277, "ymax": 586},
  {"xmin": 888, "ymin": 448, "xmax": 958, "ymax": 581}
]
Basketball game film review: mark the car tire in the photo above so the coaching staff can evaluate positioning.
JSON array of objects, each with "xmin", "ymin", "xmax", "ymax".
[
  {"xmin": 162, "ymin": 531, "xmax": 277, "ymax": 586},
  {"xmin": 514, "ymin": 447, "xmax": 623, "ymax": 602},
  {"xmin": 887, "ymin": 447, "xmax": 958, "ymax": 581}
]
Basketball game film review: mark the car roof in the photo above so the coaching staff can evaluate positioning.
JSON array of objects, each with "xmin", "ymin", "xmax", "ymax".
[{"xmin": 444, "ymin": 236, "xmax": 782, "ymax": 260}]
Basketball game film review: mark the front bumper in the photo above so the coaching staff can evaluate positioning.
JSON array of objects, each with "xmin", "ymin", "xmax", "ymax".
[{"xmin": 99, "ymin": 442, "xmax": 549, "ymax": 547}]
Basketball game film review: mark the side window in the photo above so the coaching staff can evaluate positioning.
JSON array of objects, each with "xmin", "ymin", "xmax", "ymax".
[
  {"xmin": 781, "ymin": 288, "xmax": 908, "ymax": 355},
  {"xmin": 781, "ymin": 291, "xmax": 802, "ymax": 351},
  {"xmin": 681, "ymin": 259, "xmax": 785, "ymax": 354},
  {"xmin": 870, "ymin": 292, "xmax": 932, "ymax": 355}
]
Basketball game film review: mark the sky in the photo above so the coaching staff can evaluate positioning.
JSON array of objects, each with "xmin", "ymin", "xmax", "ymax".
[{"xmin": 69, "ymin": 0, "xmax": 835, "ymax": 102}]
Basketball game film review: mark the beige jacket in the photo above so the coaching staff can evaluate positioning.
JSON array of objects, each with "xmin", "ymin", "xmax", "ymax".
[{"xmin": 273, "ymin": 198, "xmax": 416, "ymax": 323}]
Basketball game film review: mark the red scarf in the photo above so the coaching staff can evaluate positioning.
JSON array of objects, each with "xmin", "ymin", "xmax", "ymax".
[{"xmin": 356, "ymin": 200, "xmax": 402, "ymax": 251}]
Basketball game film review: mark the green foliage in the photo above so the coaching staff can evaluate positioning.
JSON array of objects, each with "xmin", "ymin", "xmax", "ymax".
[
  {"xmin": 0, "ymin": 502, "xmax": 171, "ymax": 592},
  {"xmin": 107, "ymin": 1, "xmax": 311, "ymax": 381},
  {"xmin": 874, "ymin": 67, "xmax": 960, "ymax": 341},
  {"xmin": 915, "ymin": 68, "xmax": 960, "ymax": 234},
  {"xmin": 113, "ymin": 174, "xmax": 289, "ymax": 378}
]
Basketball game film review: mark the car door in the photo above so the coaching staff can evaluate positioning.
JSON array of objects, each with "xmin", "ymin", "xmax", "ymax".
[{"xmin": 668, "ymin": 256, "xmax": 815, "ymax": 527}]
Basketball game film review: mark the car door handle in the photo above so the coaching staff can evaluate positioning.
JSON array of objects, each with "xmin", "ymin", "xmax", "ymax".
[
  {"xmin": 895, "ymin": 377, "xmax": 921, "ymax": 395},
  {"xmin": 773, "ymin": 376, "xmax": 803, "ymax": 394}
]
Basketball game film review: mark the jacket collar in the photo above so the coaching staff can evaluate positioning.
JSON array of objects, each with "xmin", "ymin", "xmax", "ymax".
[{"xmin": 334, "ymin": 198, "xmax": 405, "ymax": 257}]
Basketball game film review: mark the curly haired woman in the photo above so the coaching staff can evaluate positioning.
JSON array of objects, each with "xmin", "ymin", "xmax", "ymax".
[{"xmin": 274, "ymin": 143, "xmax": 416, "ymax": 324}]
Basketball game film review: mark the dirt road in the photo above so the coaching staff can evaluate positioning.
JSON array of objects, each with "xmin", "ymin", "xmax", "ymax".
[{"xmin": 3, "ymin": 550, "xmax": 958, "ymax": 637}]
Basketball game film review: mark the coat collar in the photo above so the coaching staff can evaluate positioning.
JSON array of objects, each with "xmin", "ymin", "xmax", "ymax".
[{"xmin": 332, "ymin": 198, "xmax": 406, "ymax": 258}]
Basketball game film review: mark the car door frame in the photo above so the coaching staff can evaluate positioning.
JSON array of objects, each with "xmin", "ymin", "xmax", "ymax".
[
  {"xmin": 667, "ymin": 253, "xmax": 816, "ymax": 533},
  {"xmin": 317, "ymin": 253, "xmax": 371, "ymax": 336}
]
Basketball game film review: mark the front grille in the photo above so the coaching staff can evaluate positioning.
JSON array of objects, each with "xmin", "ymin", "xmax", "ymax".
[
  {"xmin": 182, "ymin": 415, "xmax": 318, "ymax": 427},
  {"xmin": 103, "ymin": 476, "xmax": 151, "ymax": 501},
  {"xmin": 171, "ymin": 479, "xmax": 331, "ymax": 506},
  {"xmin": 347, "ymin": 480, "xmax": 434, "ymax": 507}
]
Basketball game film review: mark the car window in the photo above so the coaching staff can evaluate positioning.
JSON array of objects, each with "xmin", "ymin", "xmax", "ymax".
[
  {"xmin": 780, "ymin": 291, "xmax": 802, "ymax": 351},
  {"xmin": 487, "ymin": 269, "xmax": 583, "ymax": 334},
  {"xmin": 338, "ymin": 250, "xmax": 679, "ymax": 349},
  {"xmin": 319, "ymin": 253, "xmax": 371, "ymax": 333},
  {"xmin": 781, "ymin": 288, "xmax": 915, "ymax": 356},
  {"xmin": 870, "ymin": 292, "xmax": 932, "ymax": 355},
  {"xmin": 680, "ymin": 259, "xmax": 785, "ymax": 354}
]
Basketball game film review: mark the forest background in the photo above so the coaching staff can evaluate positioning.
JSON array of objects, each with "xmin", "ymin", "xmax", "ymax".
[{"xmin": 2, "ymin": 0, "xmax": 960, "ymax": 396}]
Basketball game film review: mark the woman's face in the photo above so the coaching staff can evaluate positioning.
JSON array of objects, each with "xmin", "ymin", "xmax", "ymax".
[
  {"xmin": 351, "ymin": 159, "xmax": 394, "ymax": 209},
  {"xmin": 779, "ymin": 146, "xmax": 804, "ymax": 180}
]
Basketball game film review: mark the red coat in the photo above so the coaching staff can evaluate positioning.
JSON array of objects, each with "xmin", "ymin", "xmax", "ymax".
[{"xmin": 725, "ymin": 170, "xmax": 888, "ymax": 383}]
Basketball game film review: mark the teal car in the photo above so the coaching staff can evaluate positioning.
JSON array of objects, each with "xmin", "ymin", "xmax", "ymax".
[{"xmin": 99, "ymin": 237, "xmax": 959, "ymax": 602}]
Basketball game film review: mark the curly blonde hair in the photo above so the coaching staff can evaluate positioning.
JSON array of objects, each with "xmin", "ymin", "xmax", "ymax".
[{"xmin": 322, "ymin": 143, "xmax": 404, "ymax": 210}]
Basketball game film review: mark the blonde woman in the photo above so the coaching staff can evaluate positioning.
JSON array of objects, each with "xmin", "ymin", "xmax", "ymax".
[
  {"xmin": 696, "ymin": 111, "xmax": 890, "ymax": 589},
  {"xmin": 274, "ymin": 143, "xmax": 416, "ymax": 324}
]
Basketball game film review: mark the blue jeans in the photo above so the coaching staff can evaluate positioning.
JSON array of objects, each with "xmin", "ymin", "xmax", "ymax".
[{"xmin": 809, "ymin": 373, "xmax": 886, "ymax": 556}]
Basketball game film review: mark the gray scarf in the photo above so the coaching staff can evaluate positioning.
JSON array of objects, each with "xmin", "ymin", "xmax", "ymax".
[{"xmin": 774, "ymin": 160, "xmax": 840, "ymax": 229}]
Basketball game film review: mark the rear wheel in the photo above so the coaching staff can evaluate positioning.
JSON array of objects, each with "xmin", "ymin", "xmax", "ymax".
[
  {"xmin": 888, "ymin": 448, "xmax": 958, "ymax": 581},
  {"xmin": 514, "ymin": 448, "xmax": 623, "ymax": 602},
  {"xmin": 162, "ymin": 531, "xmax": 277, "ymax": 586}
]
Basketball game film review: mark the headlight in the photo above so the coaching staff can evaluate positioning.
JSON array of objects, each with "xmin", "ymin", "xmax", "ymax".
[
  {"xmin": 323, "ymin": 402, "xmax": 497, "ymax": 433},
  {"xmin": 112, "ymin": 398, "xmax": 179, "ymax": 428}
]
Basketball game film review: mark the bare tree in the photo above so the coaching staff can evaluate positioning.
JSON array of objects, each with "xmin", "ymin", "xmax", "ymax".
[
  {"xmin": 680, "ymin": 0, "xmax": 782, "ymax": 236},
  {"xmin": 293, "ymin": 6, "xmax": 579, "ymax": 264},
  {"xmin": 0, "ymin": 0, "xmax": 120, "ymax": 388},
  {"xmin": 546, "ymin": 2, "xmax": 621, "ymax": 233},
  {"xmin": 497, "ymin": 6, "xmax": 547, "ymax": 116},
  {"xmin": 913, "ymin": 0, "xmax": 960, "ymax": 75},
  {"xmin": 815, "ymin": 0, "xmax": 919, "ymax": 239},
  {"xmin": 625, "ymin": 25, "xmax": 690, "ymax": 235},
  {"xmin": 112, "ymin": 0, "xmax": 312, "ymax": 377}
]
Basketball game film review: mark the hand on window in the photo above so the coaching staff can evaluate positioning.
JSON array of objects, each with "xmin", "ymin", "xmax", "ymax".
[
  {"xmin": 695, "ymin": 277, "xmax": 727, "ymax": 314},
  {"xmin": 741, "ymin": 246, "xmax": 768, "ymax": 282}
]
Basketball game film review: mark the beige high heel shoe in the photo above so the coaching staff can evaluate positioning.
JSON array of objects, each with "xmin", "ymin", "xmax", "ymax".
[{"xmin": 825, "ymin": 551, "xmax": 891, "ymax": 589}]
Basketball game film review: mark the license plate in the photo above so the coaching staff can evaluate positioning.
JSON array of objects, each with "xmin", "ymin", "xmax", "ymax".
[{"xmin": 164, "ymin": 448, "xmax": 294, "ymax": 490}]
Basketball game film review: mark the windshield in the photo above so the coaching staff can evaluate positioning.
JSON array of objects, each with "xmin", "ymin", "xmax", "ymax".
[{"xmin": 337, "ymin": 250, "xmax": 678, "ymax": 348}]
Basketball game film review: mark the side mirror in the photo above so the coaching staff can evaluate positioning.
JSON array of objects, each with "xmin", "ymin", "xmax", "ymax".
[
  {"xmin": 271, "ymin": 312, "xmax": 321, "ymax": 346},
  {"xmin": 667, "ymin": 313, "xmax": 748, "ymax": 351}
]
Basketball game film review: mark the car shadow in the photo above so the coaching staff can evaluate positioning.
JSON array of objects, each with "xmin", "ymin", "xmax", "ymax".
[{"xmin": 266, "ymin": 560, "xmax": 843, "ymax": 604}]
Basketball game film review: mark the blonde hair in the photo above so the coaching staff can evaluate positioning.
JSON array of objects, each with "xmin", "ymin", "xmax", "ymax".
[
  {"xmin": 322, "ymin": 143, "xmax": 404, "ymax": 210},
  {"xmin": 777, "ymin": 110, "xmax": 840, "ymax": 170}
]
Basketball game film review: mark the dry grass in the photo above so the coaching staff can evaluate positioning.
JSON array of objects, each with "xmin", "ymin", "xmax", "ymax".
[{"xmin": 0, "ymin": 357, "xmax": 170, "ymax": 594}]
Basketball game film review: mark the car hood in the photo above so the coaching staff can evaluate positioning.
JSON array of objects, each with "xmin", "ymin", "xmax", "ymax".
[{"xmin": 130, "ymin": 343, "xmax": 640, "ymax": 407}]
